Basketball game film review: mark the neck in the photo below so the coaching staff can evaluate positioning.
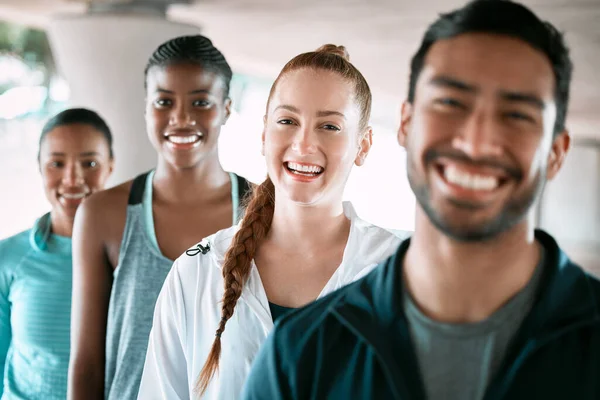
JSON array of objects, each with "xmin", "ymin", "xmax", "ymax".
[
  {"xmin": 266, "ymin": 194, "xmax": 350, "ymax": 253},
  {"xmin": 404, "ymin": 207, "xmax": 541, "ymax": 323},
  {"xmin": 152, "ymin": 153, "xmax": 229, "ymax": 203},
  {"xmin": 50, "ymin": 212, "xmax": 73, "ymax": 237}
]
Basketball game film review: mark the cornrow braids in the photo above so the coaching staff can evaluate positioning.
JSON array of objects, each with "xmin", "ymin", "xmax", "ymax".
[
  {"xmin": 195, "ymin": 177, "xmax": 275, "ymax": 395},
  {"xmin": 144, "ymin": 35, "xmax": 233, "ymax": 97}
]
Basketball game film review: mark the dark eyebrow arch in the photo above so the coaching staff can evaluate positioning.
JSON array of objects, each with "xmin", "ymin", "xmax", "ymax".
[
  {"xmin": 155, "ymin": 88, "xmax": 212, "ymax": 95},
  {"xmin": 49, "ymin": 152, "xmax": 101, "ymax": 157},
  {"xmin": 429, "ymin": 76, "xmax": 477, "ymax": 93},
  {"xmin": 499, "ymin": 91, "xmax": 545, "ymax": 110}
]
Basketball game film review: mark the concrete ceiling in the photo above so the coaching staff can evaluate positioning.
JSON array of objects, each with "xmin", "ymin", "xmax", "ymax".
[{"xmin": 1, "ymin": 0, "xmax": 600, "ymax": 139}]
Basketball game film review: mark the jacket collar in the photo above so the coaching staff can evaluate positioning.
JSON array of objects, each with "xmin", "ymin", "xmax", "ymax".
[
  {"xmin": 331, "ymin": 230, "xmax": 600, "ymax": 399},
  {"xmin": 337, "ymin": 229, "xmax": 600, "ymax": 336},
  {"xmin": 208, "ymin": 201, "xmax": 400, "ymax": 334},
  {"xmin": 29, "ymin": 212, "xmax": 72, "ymax": 256},
  {"xmin": 209, "ymin": 201, "xmax": 369, "ymax": 265}
]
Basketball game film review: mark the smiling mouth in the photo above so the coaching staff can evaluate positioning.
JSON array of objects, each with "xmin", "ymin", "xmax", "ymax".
[
  {"xmin": 436, "ymin": 163, "xmax": 511, "ymax": 193},
  {"xmin": 60, "ymin": 192, "xmax": 87, "ymax": 200},
  {"xmin": 165, "ymin": 134, "xmax": 203, "ymax": 145},
  {"xmin": 285, "ymin": 162, "xmax": 324, "ymax": 177}
]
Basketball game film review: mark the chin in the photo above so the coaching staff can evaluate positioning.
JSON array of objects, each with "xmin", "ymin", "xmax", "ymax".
[
  {"xmin": 284, "ymin": 191, "xmax": 324, "ymax": 207},
  {"xmin": 428, "ymin": 207, "xmax": 524, "ymax": 242}
]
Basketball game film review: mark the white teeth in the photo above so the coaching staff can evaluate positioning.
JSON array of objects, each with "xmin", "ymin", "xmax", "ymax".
[
  {"xmin": 287, "ymin": 162, "xmax": 324, "ymax": 174},
  {"xmin": 167, "ymin": 135, "xmax": 200, "ymax": 144},
  {"xmin": 444, "ymin": 165, "xmax": 499, "ymax": 191},
  {"xmin": 62, "ymin": 193, "xmax": 86, "ymax": 200}
]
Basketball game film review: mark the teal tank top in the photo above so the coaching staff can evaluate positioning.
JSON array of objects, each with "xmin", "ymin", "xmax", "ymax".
[{"xmin": 104, "ymin": 170, "xmax": 251, "ymax": 400}]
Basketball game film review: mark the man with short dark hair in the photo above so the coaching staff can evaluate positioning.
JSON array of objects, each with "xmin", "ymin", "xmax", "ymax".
[{"xmin": 241, "ymin": 1, "xmax": 600, "ymax": 399}]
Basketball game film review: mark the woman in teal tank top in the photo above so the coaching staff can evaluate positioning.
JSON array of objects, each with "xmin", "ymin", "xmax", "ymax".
[
  {"xmin": 0, "ymin": 108, "xmax": 114, "ymax": 399},
  {"xmin": 68, "ymin": 35, "xmax": 251, "ymax": 400}
]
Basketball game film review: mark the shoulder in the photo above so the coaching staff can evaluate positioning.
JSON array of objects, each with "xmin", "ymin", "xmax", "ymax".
[
  {"xmin": 345, "ymin": 202, "xmax": 411, "ymax": 243},
  {"xmin": 0, "ymin": 229, "xmax": 30, "ymax": 250},
  {"xmin": 0, "ymin": 229, "xmax": 32, "ymax": 284},
  {"xmin": 79, "ymin": 180, "xmax": 132, "ymax": 217},
  {"xmin": 170, "ymin": 224, "xmax": 240, "ymax": 288},
  {"xmin": 344, "ymin": 203, "xmax": 410, "ymax": 267},
  {"xmin": 0, "ymin": 229, "xmax": 32, "ymax": 262},
  {"xmin": 581, "ymin": 265, "xmax": 600, "ymax": 310},
  {"xmin": 75, "ymin": 179, "xmax": 133, "ymax": 241}
]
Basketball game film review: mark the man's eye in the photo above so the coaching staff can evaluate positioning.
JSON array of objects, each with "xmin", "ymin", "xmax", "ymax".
[
  {"xmin": 435, "ymin": 98, "xmax": 464, "ymax": 108},
  {"xmin": 505, "ymin": 111, "xmax": 535, "ymax": 123}
]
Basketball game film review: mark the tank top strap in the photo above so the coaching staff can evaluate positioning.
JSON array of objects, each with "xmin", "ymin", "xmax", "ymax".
[
  {"xmin": 230, "ymin": 173, "xmax": 252, "ymax": 223},
  {"xmin": 236, "ymin": 173, "xmax": 252, "ymax": 202},
  {"xmin": 128, "ymin": 171, "xmax": 152, "ymax": 205}
]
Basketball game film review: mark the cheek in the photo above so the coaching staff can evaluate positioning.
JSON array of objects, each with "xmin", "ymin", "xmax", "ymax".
[
  {"xmin": 41, "ymin": 169, "xmax": 60, "ymax": 189},
  {"xmin": 520, "ymin": 146, "xmax": 547, "ymax": 181},
  {"xmin": 147, "ymin": 109, "xmax": 166, "ymax": 132},
  {"xmin": 264, "ymin": 131, "xmax": 289, "ymax": 158},
  {"xmin": 325, "ymin": 137, "xmax": 356, "ymax": 167},
  {"xmin": 84, "ymin": 170, "xmax": 110, "ymax": 189},
  {"xmin": 194, "ymin": 109, "xmax": 222, "ymax": 128},
  {"xmin": 415, "ymin": 108, "xmax": 453, "ymax": 142}
]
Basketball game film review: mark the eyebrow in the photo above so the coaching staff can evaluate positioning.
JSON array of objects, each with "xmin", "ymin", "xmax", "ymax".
[
  {"xmin": 429, "ymin": 76, "xmax": 477, "ymax": 92},
  {"xmin": 499, "ymin": 91, "xmax": 545, "ymax": 110},
  {"xmin": 430, "ymin": 75, "xmax": 546, "ymax": 109},
  {"xmin": 49, "ymin": 152, "xmax": 101, "ymax": 157},
  {"xmin": 274, "ymin": 104, "xmax": 346, "ymax": 119},
  {"xmin": 156, "ymin": 88, "xmax": 212, "ymax": 95}
]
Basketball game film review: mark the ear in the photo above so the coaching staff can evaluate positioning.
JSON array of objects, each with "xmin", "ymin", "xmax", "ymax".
[
  {"xmin": 108, "ymin": 158, "xmax": 115, "ymax": 175},
  {"xmin": 398, "ymin": 101, "xmax": 413, "ymax": 148},
  {"xmin": 222, "ymin": 98, "xmax": 233, "ymax": 125},
  {"xmin": 545, "ymin": 130, "xmax": 570, "ymax": 180},
  {"xmin": 261, "ymin": 115, "xmax": 267, "ymax": 156},
  {"xmin": 354, "ymin": 126, "xmax": 373, "ymax": 167}
]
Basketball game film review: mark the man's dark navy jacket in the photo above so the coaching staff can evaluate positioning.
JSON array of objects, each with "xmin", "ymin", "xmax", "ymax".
[{"xmin": 243, "ymin": 230, "xmax": 600, "ymax": 400}]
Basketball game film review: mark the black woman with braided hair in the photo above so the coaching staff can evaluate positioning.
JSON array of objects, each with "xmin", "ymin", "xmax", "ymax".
[
  {"xmin": 67, "ymin": 35, "xmax": 251, "ymax": 400},
  {"xmin": 137, "ymin": 43, "xmax": 411, "ymax": 400}
]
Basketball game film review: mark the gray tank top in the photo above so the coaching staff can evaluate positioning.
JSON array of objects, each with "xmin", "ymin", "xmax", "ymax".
[{"xmin": 104, "ymin": 170, "xmax": 251, "ymax": 400}]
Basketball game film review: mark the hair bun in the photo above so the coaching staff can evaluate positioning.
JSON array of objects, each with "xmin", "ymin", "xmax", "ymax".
[{"xmin": 315, "ymin": 44, "xmax": 350, "ymax": 61}]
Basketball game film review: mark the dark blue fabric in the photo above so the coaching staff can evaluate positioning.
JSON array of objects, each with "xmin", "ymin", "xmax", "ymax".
[{"xmin": 243, "ymin": 230, "xmax": 600, "ymax": 400}]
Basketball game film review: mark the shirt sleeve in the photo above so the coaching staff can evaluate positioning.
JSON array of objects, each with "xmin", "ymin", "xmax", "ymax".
[
  {"xmin": 137, "ymin": 260, "xmax": 190, "ymax": 400},
  {"xmin": 0, "ymin": 255, "xmax": 13, "ymax": 395},
  {"xmin": 240, "ymin": 327, "xmax": 295, "ymax": 400}
]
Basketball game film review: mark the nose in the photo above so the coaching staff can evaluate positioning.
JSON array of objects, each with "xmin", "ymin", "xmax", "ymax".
[
  {"xmin": 291, "ymin": 126, "xmax": 318, "ymax": 156},
  {"xmin": 452, "ymin": 109, "xmax": 503, "ymax": 159},
  {"xmin": 169, "ymin": 102, "xmax": 192, "ymax": 127},
  {"xmin": 62, "ymin": 162, "xmax": 84, "ymax": 187}
]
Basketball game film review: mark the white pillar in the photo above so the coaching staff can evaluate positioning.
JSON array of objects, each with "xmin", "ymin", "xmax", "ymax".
[
  {"xmin": 538, "ymin": 142, "xmax": 600, "ymax": 275},
  {"xmin": 47, "ymin": 14, "xmax": 199, "ymax": 185}
]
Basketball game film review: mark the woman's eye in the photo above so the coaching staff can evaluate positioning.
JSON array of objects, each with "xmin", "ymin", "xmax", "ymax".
[
  {"xmin": 193, "ymin": 100, "xmax": 211, "ymax": 107},
  {"xmin": 83, "ymin": 160, "xmax": 98, "ymax": 168},
  {"xmin": 49, "ymin": 161, "xmax": 63, "ymax": 168},
  {"xmin": 277, "ymin": 119, "xmax": 295, "ymax": 125},
  {"xmin": 154, "ymin": 99, "xmax": 172, "ymax": 107},
  {"xmin": 322, "ymin": 124, "xmax": 341, "ymax": 131}
]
